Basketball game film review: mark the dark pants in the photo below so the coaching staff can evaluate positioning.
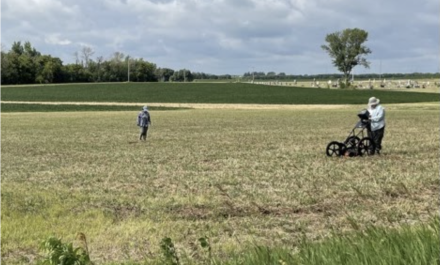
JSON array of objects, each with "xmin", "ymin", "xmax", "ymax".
[
  {"xmin": 139, "ymin": 126, "xmax": 149, "ymax": 140},
  {"xmin": 369, "ymin": 126, "xmax": 385, "ymax": 153}
]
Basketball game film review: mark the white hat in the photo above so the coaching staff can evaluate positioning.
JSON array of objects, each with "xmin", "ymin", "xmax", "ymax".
[
  {"xmin": 142, "ymin": 105, "xmax": 148, "ymax": 111},
  {"xmin": 368, "ymin": 97, "xmax": 380, "ymax": 106}
]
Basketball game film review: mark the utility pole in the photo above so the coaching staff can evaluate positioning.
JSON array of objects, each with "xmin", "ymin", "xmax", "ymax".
[
  {"xmin": 379, "ymin": 60, "xmax": 382, "ymax": 79},
  {"xmin": 127, "ymin": 56, "xmax": 130, "ymax": 82}
]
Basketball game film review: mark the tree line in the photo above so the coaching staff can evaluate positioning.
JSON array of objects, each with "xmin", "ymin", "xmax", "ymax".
[
  {"xmin": 0, "ymin": 41, "xmax": 235, "ymax": 85},
  {"xmin": 1, "ymin": 41, "xmax": 438, "ymax": 85}
]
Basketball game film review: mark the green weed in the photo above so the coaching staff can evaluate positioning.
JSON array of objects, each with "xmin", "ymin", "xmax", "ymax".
[{"xmin": 37, "ymin": 235, "xmax": 92, "ymax": 265}]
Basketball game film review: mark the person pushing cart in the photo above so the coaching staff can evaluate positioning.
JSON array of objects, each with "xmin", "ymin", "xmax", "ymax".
[{"xmin": 326, "ymin": 97, "xmax": 385, "ymax": 157}]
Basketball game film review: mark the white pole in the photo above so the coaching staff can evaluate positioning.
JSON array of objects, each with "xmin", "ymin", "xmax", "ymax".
[
  {"xmin": 127, "ymin": 56, "xmax": 130, "ymax": 82},
  {"xmin": 379, "ymin": 60, "xmax": 382, "ymax": 79}
]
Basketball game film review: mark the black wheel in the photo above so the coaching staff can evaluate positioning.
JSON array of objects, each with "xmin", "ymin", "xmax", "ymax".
[
  {"xmin": 344, "ymin": 136, "xmax": 360, "ymax": 150},
  {"xmin": 326, "ymin": 141, "xmax": 345, "ymax": 157},
  {"xmin": 357, "ymin": 137, "xmax": 376, "ymax": 156}
]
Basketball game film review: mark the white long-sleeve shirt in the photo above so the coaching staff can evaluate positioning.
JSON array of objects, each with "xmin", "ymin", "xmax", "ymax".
[{"xmin": 368, "ymin": 105, "xmax": 385, "ymax": 131}]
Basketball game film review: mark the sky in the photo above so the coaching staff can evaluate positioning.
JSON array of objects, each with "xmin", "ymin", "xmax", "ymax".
[{"xmin": 1, "ymin": 0, "xmax": 439, "ymax": 75}]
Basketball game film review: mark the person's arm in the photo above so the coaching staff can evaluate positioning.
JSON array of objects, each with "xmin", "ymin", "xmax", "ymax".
[{"xmin": 370, "ymin": 107, "xmax": 385, "ymax": 123}]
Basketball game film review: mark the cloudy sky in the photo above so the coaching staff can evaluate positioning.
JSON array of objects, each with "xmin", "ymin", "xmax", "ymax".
[{"xmin": 1, "ymin": 0, "xmax": 438, "ymax": 75}]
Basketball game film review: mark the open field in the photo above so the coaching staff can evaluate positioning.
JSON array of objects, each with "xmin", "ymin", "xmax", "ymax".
[
  {"xmin": 2, "ymin": 82, "xmax": 439, "ymax": 105},
  {"xmin": 1, "ymin": 103, "xmax": 439, "ymax": 264}
]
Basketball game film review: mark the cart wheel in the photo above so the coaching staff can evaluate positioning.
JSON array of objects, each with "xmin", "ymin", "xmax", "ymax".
[
  {"xmin": 345, "ymin": 136, "xmax": 360, "ymax": 150},
  {"xmin": 326, "ymin": 141, "xmax": 345, "ymax": 157},
  {"xmin": 357, "ymin": 137, "xmax": 376, "ymax": 156}
]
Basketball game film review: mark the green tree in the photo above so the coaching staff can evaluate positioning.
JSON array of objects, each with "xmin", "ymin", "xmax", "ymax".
[
  {"xmin": 170, "ymin": 69, "xmax": 193, "ymax": 82},
  {"xmin": 23, "ymin": 41, "xmax": 41, "ymax": 57},
  {"xmin": 1, "ymin": 47, "xmax": 11, "ymax": 83},
  {"xmin": 63, "ymin": 64, "xmax": 92, "ymax": 82},
  {"xmin": 267, "ymin": 71, "xmax": 276, "ymax": 77},
  {"xmin": 155, "ymin": 67, "xmax": 175, "ymax": 82},
  {"xmin": 4, "ymin": 52, "xmax": 21, "ymax": 84},
  {"xmin": 35, "ymin": 55, "xmax": 64, "ymax": 83},
  {"xmin": 3, "ymin": 41, "xmax": 42, "ymax": 84},
  {"xmin": 130, "ymin": 58, "xmax": 158, "ymax": 82},
  {"xmin": 11, "ymin": 41, "xmax": 24, "ymax": 55},
  {"xmin": 80, "ymin": 46, "xmax": 94, "ymax": 68},
  {"xmin": 17, "ymin": 53, "xmax": 36, "ymax": 84},
  {"xmin": 321, "ymin": 28, "xmax": 371, "ymax": 88},
  {"xmin": 110, "ymin": 52, "xmax": 126, "ymax": 81}
]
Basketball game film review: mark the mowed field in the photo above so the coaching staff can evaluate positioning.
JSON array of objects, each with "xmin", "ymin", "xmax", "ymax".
[{"xmin": 1, "ymin": 83, "xmax": 439, "ymax": 264}]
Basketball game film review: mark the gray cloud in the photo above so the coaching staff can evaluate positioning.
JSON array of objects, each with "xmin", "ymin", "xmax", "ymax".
[{"xmin": 1, "ymin": 0, "xmax": 438, "ymax": 75}]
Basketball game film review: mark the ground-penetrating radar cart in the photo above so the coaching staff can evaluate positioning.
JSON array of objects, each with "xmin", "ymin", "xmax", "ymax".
[{"xmin": 326, "ymin": 109, "xmax": 376, "ymax": 157}]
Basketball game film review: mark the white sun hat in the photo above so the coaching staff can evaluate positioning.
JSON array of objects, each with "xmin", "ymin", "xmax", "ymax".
[{"xmin": 368, "ymin": 97, "xmax": 380, "ymax": 106}]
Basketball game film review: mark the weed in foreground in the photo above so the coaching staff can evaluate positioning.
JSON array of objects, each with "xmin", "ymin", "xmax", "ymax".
[
  {"xmin": 34, "ymin": 217, "xmax": 439, "ymax": 265},
  {"xmin": 37, "ymin": 234, "xmax": 92, "ymax": 265}
]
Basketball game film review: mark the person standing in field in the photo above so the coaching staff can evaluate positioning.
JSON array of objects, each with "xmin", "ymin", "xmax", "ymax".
[
  {"xmin": 367, "ymin": 97, "xmax": 385, "ymax": 154},
  {"xmin": 137, "ymin": 106, "xmax": 151, "ymax": 141}
]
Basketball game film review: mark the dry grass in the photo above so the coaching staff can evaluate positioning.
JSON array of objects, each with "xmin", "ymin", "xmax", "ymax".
[{"xmin": 1, "ymin": 105, "xmax": 439, "ymax": 264}]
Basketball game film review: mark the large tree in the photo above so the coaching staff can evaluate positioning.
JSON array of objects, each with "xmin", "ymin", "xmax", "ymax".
[
  {"xmin": 80, "ymin": 46, "xmax": 94, "ymax": 68},
  {"xmin": 321, "ymin": 28, "xmax": 371, "ymax": 88},
  {"xmin": 35, "ymin": 55, "xmax": 63, "ymax": 83}
]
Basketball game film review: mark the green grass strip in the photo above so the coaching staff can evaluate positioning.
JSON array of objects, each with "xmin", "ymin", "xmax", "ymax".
[
  {"xmin": 2, "ymin": 82, "xmax": 439, "ymax": 104},
  {"xmin": 0, "ymin": 103, "xmax": 189, "ymax": 112},
  {"xmin": 223, "ymin": 216, "xmax": 439, "ymax": 265}
]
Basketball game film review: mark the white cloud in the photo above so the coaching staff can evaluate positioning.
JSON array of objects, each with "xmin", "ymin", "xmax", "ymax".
[
  {"xmin": 45, "ymin": 34, "xmax": 72, "ymax": 45},
  {"xmin": 1, "ymin": 0, "xmax": 438, "ymax": 74}
]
